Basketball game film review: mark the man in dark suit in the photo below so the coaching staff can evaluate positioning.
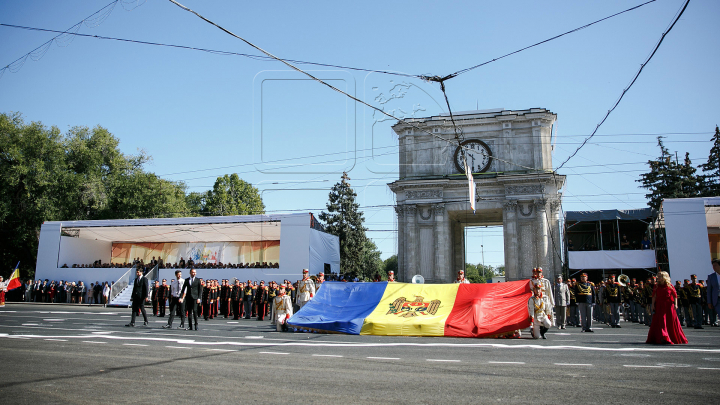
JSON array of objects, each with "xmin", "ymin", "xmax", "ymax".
[
  {"xmin": 126, "ymin": 268, "xmax": 149, "ymax": 327},
  {"xmin": 180, "ymin": 268, "xmax": 202, "ymax": 331},
  {"xmin": 707, "ymin": 259, "xmax": 720, "ymax": 327}
]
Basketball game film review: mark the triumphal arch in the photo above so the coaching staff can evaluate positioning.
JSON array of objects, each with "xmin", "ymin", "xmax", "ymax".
[{"xmin": 389, "ymin": 108, "xmax": 565, "ymax": 283}]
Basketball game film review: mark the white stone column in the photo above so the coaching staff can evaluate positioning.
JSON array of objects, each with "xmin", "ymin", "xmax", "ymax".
[
  {"xmin": 406, "ymin": 205, "xmax": 418, "ymax": 278},
  {"xmin": 535, "ymin": 198, "xmax": 549, "ymax": 273},
  {"xmin": 503, "ymin": 201, "xmax": 519, "ymax": 280},
  {"xmin": 394, "ymin": 205, "xmax": 405, "ymax": 282},
  {"xmin": 433, "ymin": 203, "xmax": 447, "ymax": 283},
  {"xmin": 549, "ymin": 199, "xmax": 562, "ymax": 279}
]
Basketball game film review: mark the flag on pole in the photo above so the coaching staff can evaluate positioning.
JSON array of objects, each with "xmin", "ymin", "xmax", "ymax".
[
  {"xmin": 464, "ymin": 159, "xmax": 476, "ymax": 213},
  {"xmin": 6, "ymin": 262, "xmax": 21, "ymax": 291}
]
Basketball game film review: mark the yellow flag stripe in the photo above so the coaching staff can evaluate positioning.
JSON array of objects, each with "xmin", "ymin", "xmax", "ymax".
[{"xmin": 360, "ymin": 283, "xmax": 460, "ymax": 336}]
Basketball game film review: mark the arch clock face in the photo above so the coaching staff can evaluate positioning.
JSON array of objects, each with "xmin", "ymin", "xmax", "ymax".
[{"xmin": 453, "ymin": 139, "xmax": 492, "ymax": 174}]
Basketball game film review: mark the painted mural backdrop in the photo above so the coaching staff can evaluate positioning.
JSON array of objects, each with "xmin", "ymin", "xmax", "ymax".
[{"xmin": 111, "ymin": 241, "xmax": 280, "ymax": 265}]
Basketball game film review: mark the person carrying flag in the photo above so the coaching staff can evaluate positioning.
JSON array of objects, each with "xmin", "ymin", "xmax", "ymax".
[{"xmin": 1, "ymin": 263, "xmax": 22, "ymax": 306}]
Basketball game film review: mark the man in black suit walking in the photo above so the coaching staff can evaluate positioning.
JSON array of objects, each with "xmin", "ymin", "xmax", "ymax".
[
  {"xmin": 126, "ymin": 268, "xmax": 149, "ymax": 327},
  {"xmin": 180, "ymin": 268, "xmax": 202, "ymax": 331}
]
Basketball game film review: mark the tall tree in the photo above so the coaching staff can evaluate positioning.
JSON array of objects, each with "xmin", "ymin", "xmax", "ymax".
[
  {"xmin": 361, "ymin": 239, "xmax": 383, "ymax": 280},
  {"xmin": 203, "ymin": 173, "xmax": 265, "ymax": 215},
  {"xmin": 699, "ymin": 126, "xmax": 720, "ymax": 196},
  {"xmin": 0, "ymin": 113, "xmax": 189, "ymax": 278},
  {"xmin": 382, "ymin": 255, "xmax": 398, "ymax": 278},
  {"xmin": 638, "ymin": 137, "xmax": 702, "ymax": 210},
  {"xmin": 319, "ymin": 172, "xmax": 368, "ymax": 277}
]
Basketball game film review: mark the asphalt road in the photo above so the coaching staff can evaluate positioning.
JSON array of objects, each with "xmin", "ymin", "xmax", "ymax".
[{"xmin": 0, "ymin": 303, "xmax": 718, "ymax": 404}]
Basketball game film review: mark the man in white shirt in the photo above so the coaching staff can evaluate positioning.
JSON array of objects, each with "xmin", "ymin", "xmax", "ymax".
[{"xmin": 163, "ymin": 270, "xmax": 185, "ymax": 329}]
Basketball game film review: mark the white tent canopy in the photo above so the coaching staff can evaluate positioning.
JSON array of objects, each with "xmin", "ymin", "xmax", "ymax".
[{"xmin": 60, "ymin": 214, "xmax": 284, "ymax": 242}]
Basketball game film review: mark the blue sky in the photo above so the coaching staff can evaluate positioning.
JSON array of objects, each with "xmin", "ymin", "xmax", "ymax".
[{"xmin": 1, "ymin": 0, "xmax": 718, "ymax": 267}]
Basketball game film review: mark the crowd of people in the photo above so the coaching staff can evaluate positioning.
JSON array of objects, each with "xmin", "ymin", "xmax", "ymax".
[
  {"xmin": 125, "ymin": 268, "xmax": 325, "ymax": 332},
  {"xmin": 11, "ymin": 279, "xmax": 112, "ymax": 304},
  {"xmin": 62, "ymin": 257, "xmax": 280, "ymax": 270},
  {"xmin": 567, "ymin": 235, "xmax": 653, "ymax": 251}
]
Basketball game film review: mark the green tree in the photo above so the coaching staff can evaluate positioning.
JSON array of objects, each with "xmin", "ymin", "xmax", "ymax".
[
  {"xmin": 203, "ymin": 174, "xmax": 265, "ymax": 215},
  {"xmin": 319, "ymin": 172, "xmax": 368, "ymax": 278},
  {"xmin": 383, "ymin": 255, "xmax": 398, "ymax": 278},
  {"xmin": 465, "ymin": 263, "xmax": 497, "ymax": 283},
  {"xmin": 699, "ymin": 126, "xmax": 720, "ymax": 196},
  {"xmin": 638, "ymin": 137, "xmax": 702, "ymax": 210},
  {"xmin": 361, "ymin": 239, "xmax": 383, "ymax": 280},
  {"xmin": 0, "ymin": 113, "xmax": 190, "ymax": 278}
]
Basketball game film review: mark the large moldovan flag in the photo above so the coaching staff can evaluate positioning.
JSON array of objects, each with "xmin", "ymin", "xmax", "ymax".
[{"xmin": 6, "ymin": 262, "xmax": 21, "ymax": 290}]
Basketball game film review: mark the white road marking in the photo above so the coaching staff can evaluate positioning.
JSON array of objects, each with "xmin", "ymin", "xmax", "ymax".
[
  {"xmin": 488, "ymin": 361, "xmax": 525, "ymax": 364},
  {"xmin": 245, "ymin": 336, "xmax": 264, "ymax": 339},
  {"xmin": 367, "ymin": 357, "xmax": 400, "ymax": 360},
  {"xmin": 207, "ymin": 348, "xmax": 237, "ymax": 352},
  {"xmin": 82, "ymin": 341, "xmax": 107, "ymax": 344},
  {"xmin": 698, "ymin": 367, "xmax": 720, "ymax": 370},
  {"xmin": 43, "ymin": 319, "xmax": 65, "ymax": 322},
  {"xmin": 44, "ymin": 338, "xmax": 67, "ymax": 341},
  {"xmin": 123, "ymin": 343, "xmax": 148, "ymax": 347},
  {"xmin": 623, "ymin": 365, "xmax": 664, "ymax": 368},
  {"xmin": 259, "ymin": 351, "xmax": 288, "ymax": 355},
  {"xmin": 312, "ymin": 354, "xmax": 343, "ymax": 358},
  {"xmin": 166, "ymin": 346, "xmax": 192, "ymax": 349},
  {"xmin": 427, "ymin": 359, "xmax": 461, "ymax": 362},
  {"xmin": 226, "ymin": 321, "xmax": 239, "ymax": 324},
  {"xmin": 554, "ymin": 363, "xmax": 593, "ymax": 366},
  {"xmin": 22, "ymin": 323, "xmax": 39, "ymax": 326}
]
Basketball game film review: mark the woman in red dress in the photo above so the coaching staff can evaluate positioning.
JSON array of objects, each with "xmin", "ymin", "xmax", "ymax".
[{"xmin": 646, "ymin": 271, "xmax": 688, "ymax": 344}]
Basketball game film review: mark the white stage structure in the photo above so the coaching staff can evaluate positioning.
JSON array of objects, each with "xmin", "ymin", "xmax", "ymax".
[
  {"xmin": 661, "ymin": 197, "xmax": 720, "ymax": 283},
  {"xmin": 35, "ymin": 213, "xmax": 340, "ymax": 288}
]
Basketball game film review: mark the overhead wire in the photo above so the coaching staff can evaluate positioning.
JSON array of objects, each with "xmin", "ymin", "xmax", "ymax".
[
  {"xmin": 0, "ymin": 0, "xmax": 145, "ymax": 78},
  {"xmin": 555, "ymin": 0, "xmax": 691, "ymax": 170}
]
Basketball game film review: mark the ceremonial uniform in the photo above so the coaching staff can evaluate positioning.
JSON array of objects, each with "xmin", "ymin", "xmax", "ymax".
[
  {"xmin": 604, "ymin": 282, "xmax": 622, "ymax": 327},
  {"xmin": 576, "ymin": 280, "xmax": 594, "ymax": 332},
  {"xmin": 644, "ymin": 283, "xmax": 654, "ymax": 326},
  {"xmin": 219, "ymin": 281, "xmax": 229, "ymax": 317},
  {"xmin": 675, "ymin": 283, "xmax": 688, "ymax": 326},
  {"xmin": 255, "ymin": 285, "xmax": 268, "ymax": 321},
  {"xmin": 151, "ymin": 283, "xmax": 159, "ymax": 316},
  {"xmin": 202, "ymin": 284, "xmax": 211, "ymax": 320},
  {"xmin": 243, "ymin": 284, "xmax": 254, "ymax": 319},
  {"xmin": 568, "ymin": 283, "xmax": 578, "ymax": 326},
  {"xmin": 273, "ymin": 292, "xmax": 294, "ymax": 331},
  {"xmin": 635, "ymin": 286, "xmax": 646, "ymax": 324},
  {"xmin": 687, "ymin": 281, "xmax": 703, "ymax": 328},
  {"xmin": 296, "ymin": 273, "xmax": 315, "ymax": 310},
  {"xmin": 267, "ymin": 285, "xmax": 277, "ymax": 322},
  {"xmin": 231, "ymin": 283, "xmax": 243, "ymax": 320},
  {"xmin": 528, "ymin": 294, "xmax": 552, "ymax": 339},
  {"xmin": 157, "ymin": 283, "xmax": 169, "ymax": 317}
]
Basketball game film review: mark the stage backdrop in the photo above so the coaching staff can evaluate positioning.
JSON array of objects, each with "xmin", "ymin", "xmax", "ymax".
[
  {"xmin": 288, "ymin": 280, "xmax": 532, "ymax": 338},
  {"xmin": 111, "ymin": 241, "xmax": 279, "ymax": 265}
]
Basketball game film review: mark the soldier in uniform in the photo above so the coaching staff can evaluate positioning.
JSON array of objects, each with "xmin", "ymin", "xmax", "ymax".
[
  {"xmin": 316, "ymin": 273, "xmax": 325, "ymax": 291},
  {"xmin": 158, "ymin": 279, "xmax": 169, "ymax": 317},
  {"xmin": 680, "ymin": 279, "xmax": 691, "ymax": 327},
  {"xmin": 273, "ymin": 285, "xmax": 294, "ymax": 332},
  {"xmin": 531, "ymin": 268, "xmax": 555, "ymax": 323},
  {"xmin": 296, "ymin": 269, "xmax": 315, "ymax": 309},
  {"xmin": 567, "ymin": 278, "xmax": 578, "ymax": 327},
  {"xmin": 528, "ymin": 288, "xmax": 551, "ymax": 339},
  {"xmin": 455, "ymin": 270, "xmax": 470, "ymax": 284},
  {"xmin": 604, "ymin": 277, "xmax": 622, "ymax": 328},
  {"xmin": 151, "ymin": 280, "xmax": 160, "ymax": 316},
  {"xmin": 285, "ymin": 280, "xmax": 296, "ymax": 309},
  {"xmin": 230, "ymin": 280, "xmax": 243, "ymax": 319},
  {"xmin": 675, "ymin": 280, "xmax": 687, "ymax": 326},
  {"xmin": 255, "ymin": 281, "xmax": 268, "ymax": 321},
  {"xmin": 688, "ymin": 274, "xmax": 704, "ymax": 329},
  {"xmin": 267, "ymin": 281, "xmax": 278, "ymax": 322},
  {"xmin": 644, "ymin": 277, "xmax": 655, "ymax": 326},
  {"xmin": 243, "ymin": 280, "xmax": 254, "ymax": 319},
  {"xmin": 201, "ymin": 279, "xmax": 211, "ymax": 321},
  {"xmin": 219, "ymin": 279, "xmax": 228, "ymax": 318},
  {"xmin": 388, "ymin": 271, "xmax": 397, "ymax": 282},
  {"xmin": 700, "ymin": 280, "xmax": 709, "ymax": 325},
  {"xmin": 576, "ymin": 273, "xmax": 594, "ymax": 332}
]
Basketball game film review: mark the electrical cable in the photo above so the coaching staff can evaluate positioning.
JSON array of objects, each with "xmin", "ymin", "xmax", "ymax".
[
  {"xmin": 0, "ymin": 0, "xmax": 144, "ymax": 78},
  {"xmin": 555, "ymin": 0, "xmax": 691, "ymax": 170}
]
